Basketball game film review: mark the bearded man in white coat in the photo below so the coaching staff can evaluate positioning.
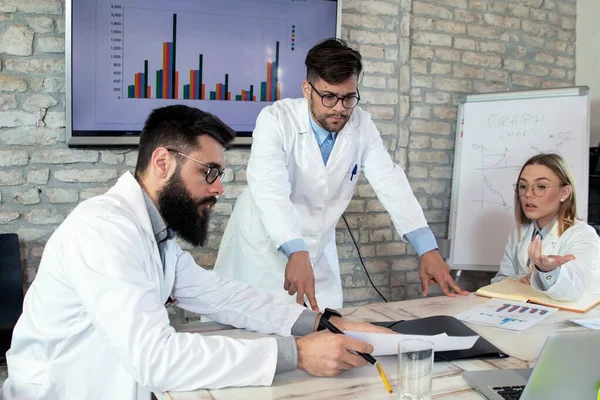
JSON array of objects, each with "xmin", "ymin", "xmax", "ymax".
[
  {"xmin": 213, "ymin": 38, "xmax": 469, "ymax": 311},
  {"xmin": 0, "ymin": 105, "xmax": 389, "ymax": 400}
]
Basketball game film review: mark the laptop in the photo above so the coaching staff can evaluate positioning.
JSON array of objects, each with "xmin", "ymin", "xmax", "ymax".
[{"xmin": 463, "ymin": 330, "xmax": 600, "ymax": 400}]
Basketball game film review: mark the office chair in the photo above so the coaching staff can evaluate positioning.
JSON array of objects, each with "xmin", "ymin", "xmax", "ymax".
[{"xmin": 0, "ymin": 233, "xmax": 24, "ymax": 363}]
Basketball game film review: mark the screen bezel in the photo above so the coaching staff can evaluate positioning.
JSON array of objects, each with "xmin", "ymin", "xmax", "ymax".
[{"xmin": 65, "ymin": 0, "xmax": 342, "ymax": 147}]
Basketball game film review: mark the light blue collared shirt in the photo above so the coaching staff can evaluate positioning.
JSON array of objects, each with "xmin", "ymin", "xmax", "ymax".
[
  {"xmin": 309, "ymin": 112, "xmax": 337, "ymax": 166},
  {"xmin": 279, "ymin": 113, "xmax": 438, "ymax": 258},
  {"xmin": 530, "ymin": 220, "xmax": 560, "ymax": 290},
  {"xmin": 280, "ymin": 114, "xmax": 334, "ymax": 257}
]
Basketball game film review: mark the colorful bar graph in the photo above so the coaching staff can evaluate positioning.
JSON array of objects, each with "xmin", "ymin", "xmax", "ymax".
[
  {"xmin": 183, "ymin": 55, "xmax": 204, "ymax": 99},
  {"xmin": 127, "ymin": 59, "xmax": 151, "ymax": 99},
  {"xmin": 153, "ymin": 14, "xmax": 177, "ymax": 99},
  {"xmin": 180, "ymin": 42, "xmax": 279, "ymax": 102},
  {"xmin": 496, "ymin": 304, "xmax": 510, "ymax": 312},
  {"xmin": 126, "ymin": 13, "xmax": 280, "ymax": 102}
]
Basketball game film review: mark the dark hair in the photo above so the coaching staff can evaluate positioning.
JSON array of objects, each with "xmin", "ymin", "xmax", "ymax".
[
  {"xmin": 135, "ymin": 105, "xmax": 235, "ymax": 177},
  {"xmin": 305, "ymin": 38, "xmax": 362, "ymax": 85}
]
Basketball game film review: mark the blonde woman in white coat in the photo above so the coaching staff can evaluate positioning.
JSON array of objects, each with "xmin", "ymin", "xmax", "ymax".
[{"xmin": 492, "ymin": 153, "xmax": 600, "ymax": 301}]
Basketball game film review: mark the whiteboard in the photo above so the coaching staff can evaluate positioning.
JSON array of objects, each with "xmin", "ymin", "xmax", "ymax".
[{"xmin": 447, "ymin": 87, "xmax": 590, "ymax": 272}]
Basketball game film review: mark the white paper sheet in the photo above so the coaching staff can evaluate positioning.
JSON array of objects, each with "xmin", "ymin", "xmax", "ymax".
[
  {"xmin": 570, "ymin": 316, "xmax": 600, "ymax": 330},
  {"xmin": 455, "ymin": 298, "xmax": 557, "ymax": 331},
  {"xmin": 344, "ymin": 331, "xmax": 479, "ymax": 356}
]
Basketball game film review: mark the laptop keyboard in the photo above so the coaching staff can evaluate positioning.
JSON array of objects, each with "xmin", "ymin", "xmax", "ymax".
[{"xmin": 493, "ymin": 385, "xmax": 525, "ymax": 400}]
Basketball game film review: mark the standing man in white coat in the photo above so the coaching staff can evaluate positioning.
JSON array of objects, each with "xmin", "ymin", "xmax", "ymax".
[
  {"xmin": 213, "ymin": 38, "xmax": 468, "ymax": 311},
  {"xmin": 1, "ymin": 105, "xmax": 389, "ymax": 400}
]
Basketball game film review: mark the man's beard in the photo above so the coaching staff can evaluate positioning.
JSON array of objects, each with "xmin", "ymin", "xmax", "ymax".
[
  {"xmin": 310, "ymin": 101, "xmax": 351, "ymax": 133},
  {"xmin": 157, "ymin": 169, "xmax": 217, "ymax": 247}
]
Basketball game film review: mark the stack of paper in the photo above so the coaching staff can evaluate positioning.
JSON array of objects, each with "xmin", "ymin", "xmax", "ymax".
[
  {"xmin": 455, "ymin": 298, "xmax": 557, "ymax": 331},
  {"xmin": 345, "ymin": 331, "xmax": 479, "ymax": 356},
  {"xmin": 570, "ymin": 316, "xmax": 600, "ymax": 330}
]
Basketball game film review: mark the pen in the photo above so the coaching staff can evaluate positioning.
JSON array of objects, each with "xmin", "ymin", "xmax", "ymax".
[
  {"xmin": 350, "ymin": 164, "xmax": 358, "ymax": 181},
  {"xmin": 319, "ymin": 317, "xmax": 393, "ymax": 393}
]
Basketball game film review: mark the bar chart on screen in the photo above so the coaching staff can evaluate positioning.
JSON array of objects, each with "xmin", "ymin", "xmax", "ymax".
[
  {"xmin": 121, "ymin": 13, "xmax": 282, "ymax": 103},
  {"xmin": 87, "ymin": 0, "xmax": 334, "ymax": 130}
]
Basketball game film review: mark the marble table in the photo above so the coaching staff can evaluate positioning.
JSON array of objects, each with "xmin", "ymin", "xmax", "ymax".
[{"xmin": 156, "ymin": 294, "xmax": 599, "ymax": 399}]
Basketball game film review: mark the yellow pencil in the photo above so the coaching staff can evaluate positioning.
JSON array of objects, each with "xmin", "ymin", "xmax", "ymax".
[
  {"xmin": 376, "ymin": 362, "xmax": 393, "ymax": 394},
  {"xmin": 319, "ymin": 317, "xmax": 393, "ymax": 393}
]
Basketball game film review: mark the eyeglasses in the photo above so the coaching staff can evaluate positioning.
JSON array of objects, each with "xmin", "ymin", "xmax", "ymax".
[
  {"xmin": 514, "ymin": 183, "xmax": 563, "ymax": 197},
  {"xmin": 166, "ymin": 148, "xmax": 227, "ymax": 184},
  {"xmin": 308, "ymin": 81, "xmax": 360, "ymax": 109}
]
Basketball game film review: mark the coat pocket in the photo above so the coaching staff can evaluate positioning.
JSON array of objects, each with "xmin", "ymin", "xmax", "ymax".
[
  {"xmin": 6, "ymin": 355, "xmax": 48, "ymax": 385},
  {"xmin": 339, "ymin": 163, "xmax": 361, "ymax": 199},
  {"xmin": 5, "ymin": 355, "xmax": 49, "ymax": 398}
]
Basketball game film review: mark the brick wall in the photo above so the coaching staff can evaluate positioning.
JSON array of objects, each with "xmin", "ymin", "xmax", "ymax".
[
  {"xmin": 338, "ymin": 0, "xmax": 576, "ymax": 308},
  {"xmin": 0, "ymin": 0, "xmax": 577, "ymax": 322}
]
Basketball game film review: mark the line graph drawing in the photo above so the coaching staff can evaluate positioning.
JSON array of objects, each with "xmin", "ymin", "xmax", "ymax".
[
  {"xmin": 473, "ymin": 146, "xmax": 521, "ymax": 172},
  {"xmin": 471, "ymin": 144, "xmax": 515, "ymax": 210},
  {"xmin": 482, "ymin": 148, "xmax": 509, "ymax": 169},
  {"xmin": 472, "ymin": 176, "xmax": 512, "ymax": 209}
]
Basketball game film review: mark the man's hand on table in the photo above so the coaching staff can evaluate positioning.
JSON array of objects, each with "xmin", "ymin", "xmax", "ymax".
[
  {"xmin": 295, "ymin": 315, "xmax": 393, "ymax": 377},
  {"xmin": 295, "ymin": 331, "xmax": 371, "ymax": 376}
]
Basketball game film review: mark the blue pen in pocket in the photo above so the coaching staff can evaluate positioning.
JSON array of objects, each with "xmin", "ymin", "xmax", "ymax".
[{"xmin": 350, "ymin": 164, "xmax": 358, "ymax": 181}]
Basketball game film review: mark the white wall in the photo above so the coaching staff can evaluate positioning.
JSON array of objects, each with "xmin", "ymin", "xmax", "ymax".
[{"xmin": 576, "ymin": 0, "xmax": 600, "ymax": 147}]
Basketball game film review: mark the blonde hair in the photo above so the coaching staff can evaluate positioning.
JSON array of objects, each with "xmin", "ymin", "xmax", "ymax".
[{"xmin": 514, "ymin": 153, "xmax": 577, "ymax": 239}]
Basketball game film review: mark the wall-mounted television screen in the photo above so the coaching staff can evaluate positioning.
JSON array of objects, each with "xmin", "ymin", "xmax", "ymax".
[{"xmin": 66, "ymin": 0, "xmax": 341, "ymax": 146}]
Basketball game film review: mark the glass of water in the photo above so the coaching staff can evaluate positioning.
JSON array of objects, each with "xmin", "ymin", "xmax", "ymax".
[{"xmin": 397, "ymin": 339, "xmax": 434, "ymax": 400}]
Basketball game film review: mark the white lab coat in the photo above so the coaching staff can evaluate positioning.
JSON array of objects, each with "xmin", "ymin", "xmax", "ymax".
[
  {"xmin": 492, "ymin": 220, "xmax": 600, "ymax": 301},
  {"xmin": 213, "ymin": 98, "xmax": 429, "ymax": 308},
  {"xmin": 0, "ymin": 172, "xmax": 306, "ymax": 400}
]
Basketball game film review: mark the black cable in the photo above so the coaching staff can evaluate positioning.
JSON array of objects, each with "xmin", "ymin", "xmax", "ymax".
[{"xmin": 341, "ymin": 214, "xmax": 388, "ymax": 303}]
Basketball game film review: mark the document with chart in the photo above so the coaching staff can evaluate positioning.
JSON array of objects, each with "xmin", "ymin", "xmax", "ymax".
[{"xmin": 455, "ymin": 298, "xmax": 558, "ymax": 331}]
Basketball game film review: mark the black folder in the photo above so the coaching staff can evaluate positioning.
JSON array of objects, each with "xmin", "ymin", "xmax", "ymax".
[{"xmin": 373, "ymin": 315, "xmax": 508, "ymax": 362}]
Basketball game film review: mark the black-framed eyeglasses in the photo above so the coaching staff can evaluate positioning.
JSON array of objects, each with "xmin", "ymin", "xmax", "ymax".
[
  {"xmin": 308, "ymin": 81, "xmax": 360, "ymax": 109},
  {"xmin": 166, "ymin": 148, "xmax": 226, "ymax": 184}
]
